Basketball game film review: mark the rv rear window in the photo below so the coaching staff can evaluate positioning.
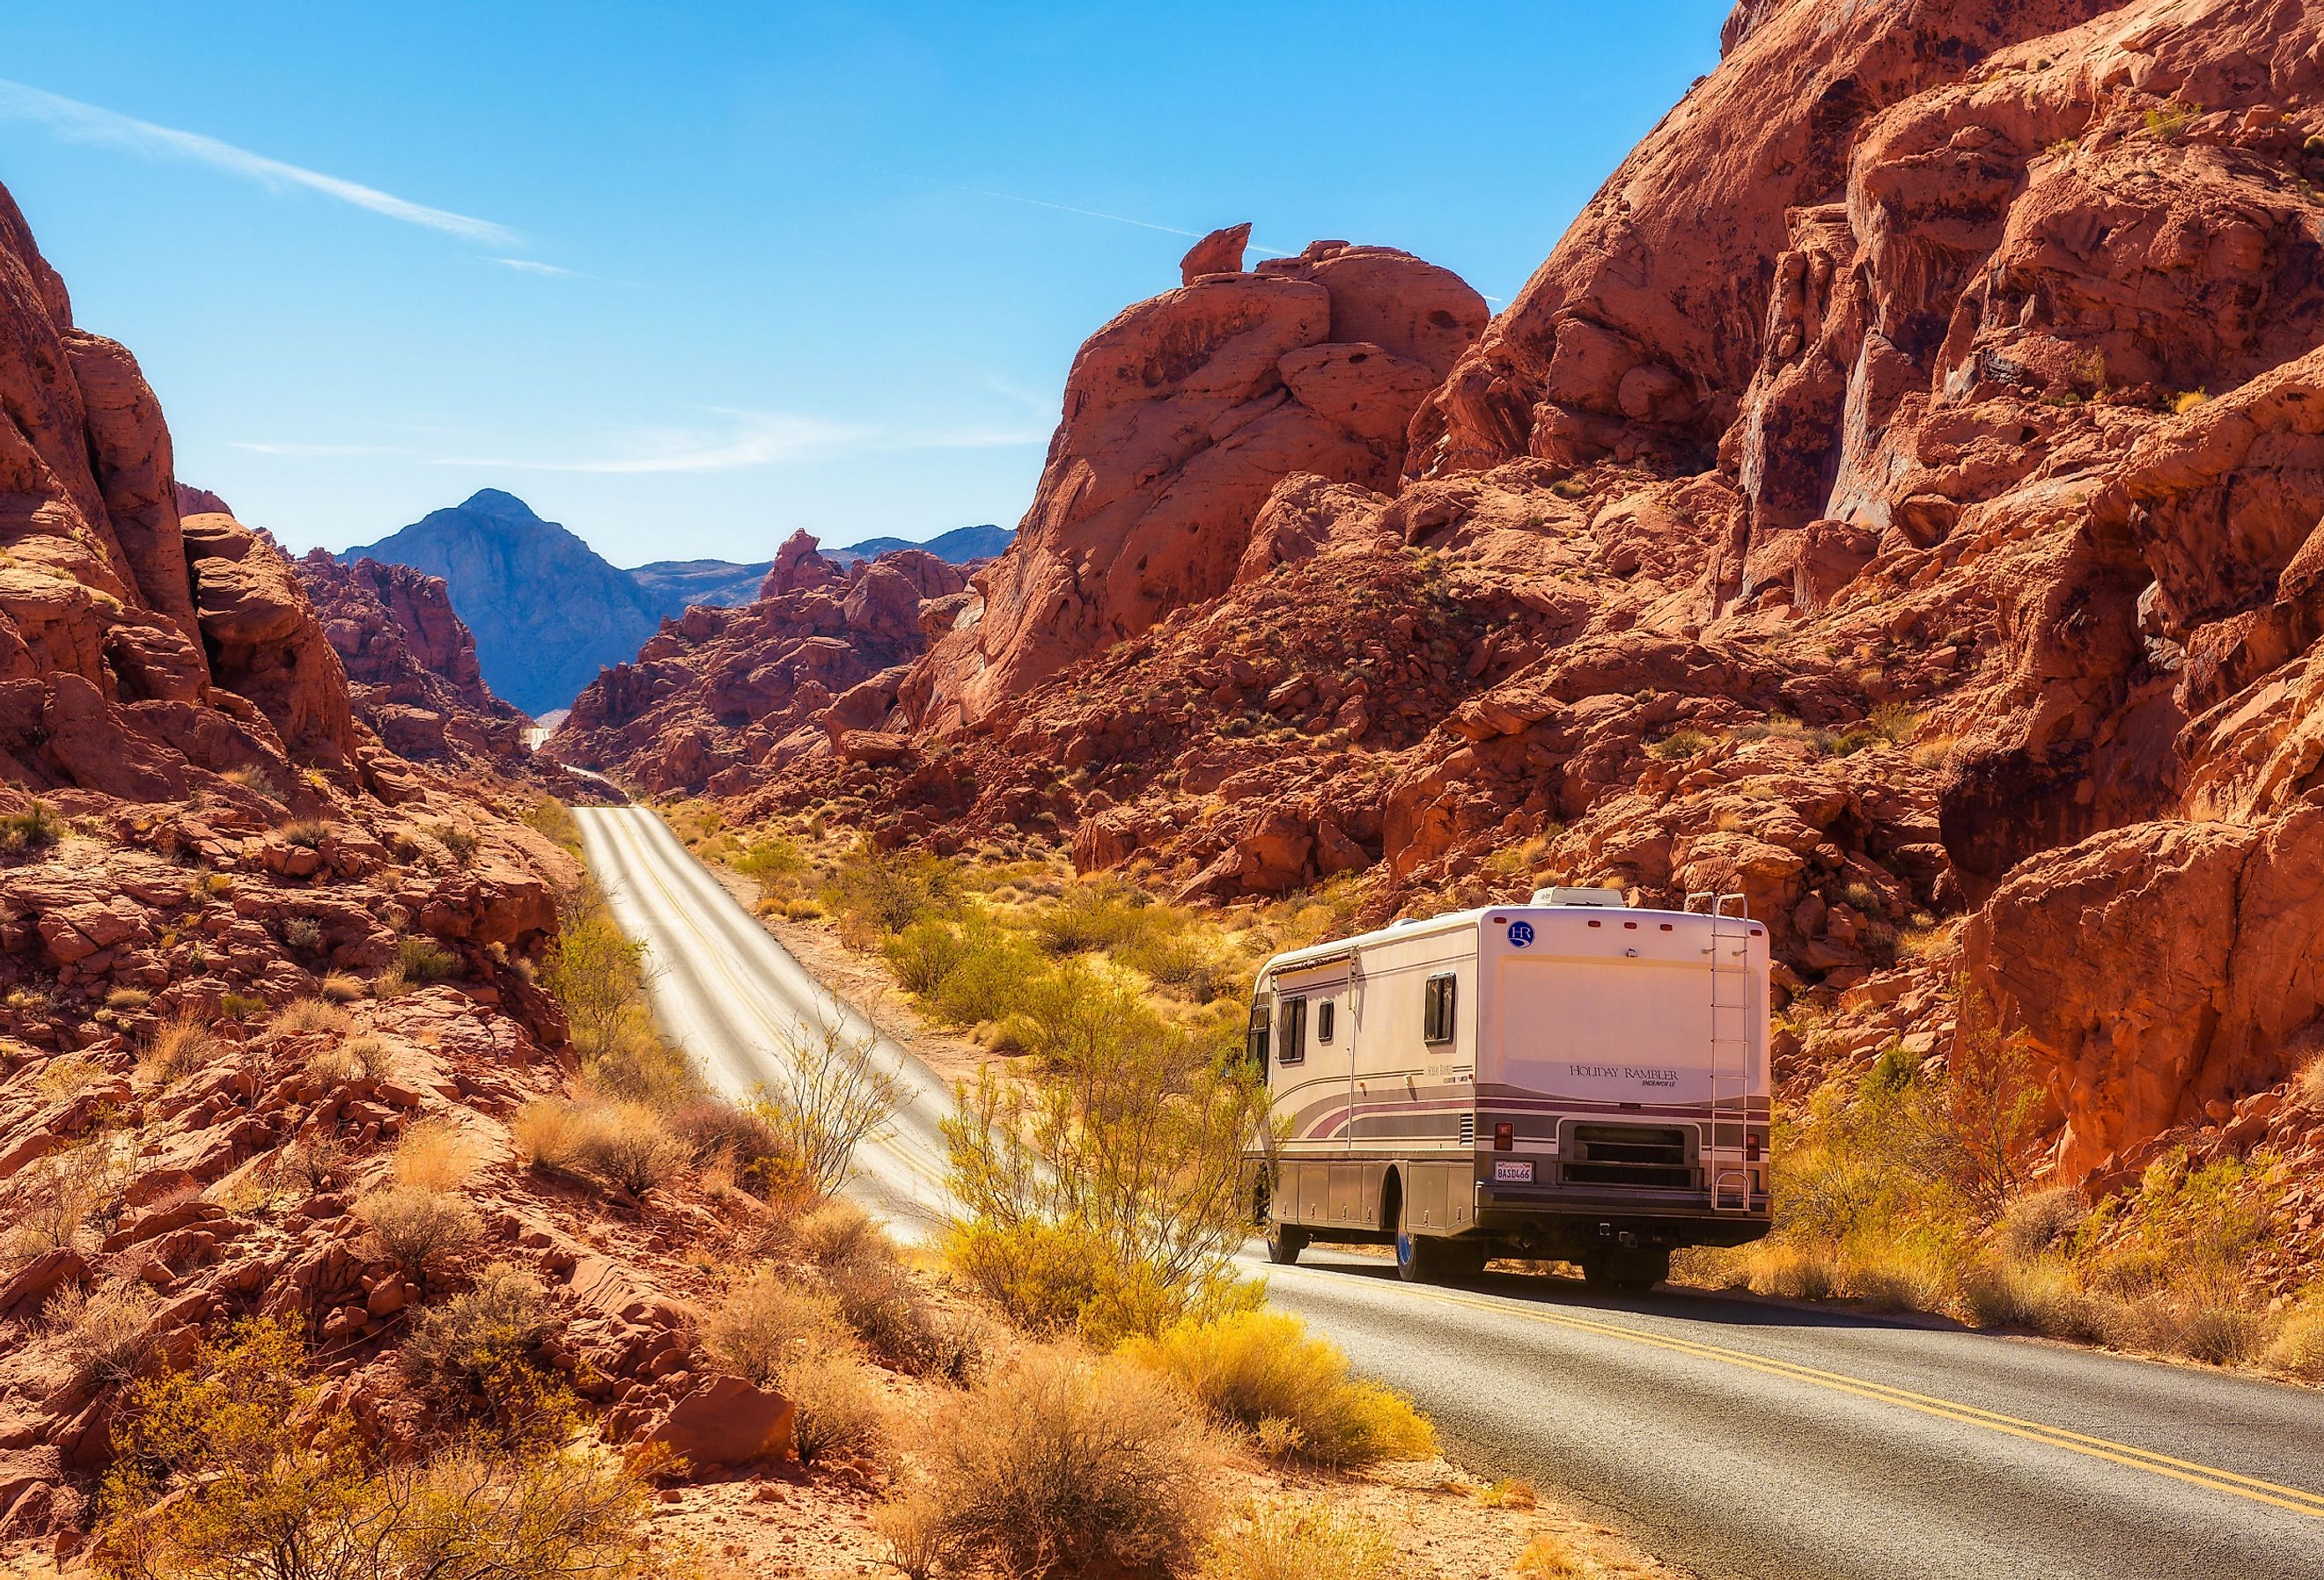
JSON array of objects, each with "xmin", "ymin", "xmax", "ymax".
[
  {"xmin": 1423, "ymin": 974, "xmax": 1457, "ymax": 1044},
  {"xmin": 1245, "ymin": 1001, "xmax": 1269, "ymax": 1070},
  {"xmin": 1278, "ymin": 996, "xmax": 1307, "ymax": 1065},
  {"xmin": 1316, "ymin": 1000, "xmax": 1335, "ymax": 1044}
]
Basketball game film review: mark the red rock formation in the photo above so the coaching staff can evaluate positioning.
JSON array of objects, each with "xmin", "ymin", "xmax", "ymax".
[
  {"xmin": 903, "ymin": 239, "xmax": 1489, "ymax": 731},
  {"xmin": 552, "ymin": 539, "xmax": 969, "ymax": 796},
  {"xmin": 715, "ymin": 0, "xmax": 2324, "ymax": 1198}
]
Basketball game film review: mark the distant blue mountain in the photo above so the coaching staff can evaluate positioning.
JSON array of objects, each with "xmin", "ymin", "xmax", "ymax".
[{"xmin": 343, "ymin": 491, "xmax": 1012, "ymax": 714}]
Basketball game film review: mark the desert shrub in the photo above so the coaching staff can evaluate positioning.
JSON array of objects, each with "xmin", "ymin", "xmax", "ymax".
[
  {"xmin": 826, "ymin": 1258, "xmax": 955, "ymax": 1375},
  {"xmin": 525, "ymin": 796, "xmax": 581, "ymax": 852},
  {"xmin": 393, "ymin": 1117, "xmax": 482, "ymax": 1193},
  {"xmin": 1865, "ymin": 702, "xmax": 1920, "ymax": 744},
  {"xmin": 945, "ymin": 973, "xmax": 1265, "ymax": 1344},
  {"xmin": 358, "ymin": 1185, "xmax": 482, "ymax": 1285},
  {"xmin": 1997, "ymin": 1186, "xmax": 2087, "ymax": 1263},
  {"xmin": 1030, "ymin": 879, "xmax": 1152, "ymax": 956},
  {"xmin": 667, "ymin": 1097, "xmax": 796, "ymax": 1190},
  {"xmin": 430, "ymin": 823, "xmax": 481, "ymax": 867},
  {"xmin": 511, "ymin": 1099, "xmax": 587, "ymax": 1176},
  {"xmin": 793, "ymin": 1197, "xmax": 893, "ymax": 1270},
  {"xmin": 280, "ymin": 1131, "xmax": 349, "ymax": 1192},
  {"xmin": 6, "ymin": 1138, "xmax": 130, "ymax": 1259},
  {"xmin": 402, "ymin": 1262, "xmax": 573, "ymax": 1441},
  {"xmin": 317, "ymin": 971, "xmax": 365, "ymax": 1004},
  {"xmin": 1124, "ymin": 1309, "xmax": 1433, "ymax": 1468},
  {"xmin": 97, "ymin": 1318, "xmax": 646, "ymax": 1580},
  {"xmin": 374, "ymin": 964, "xmax": 413, "ymax": 999},
  {"xmin": 930, "ymin": 923, "xmax": 1049, "ymax": 1026},
  {"xmin": 282, "ymin": 915, "xmax": 326, "ymax": 952},
  {"xmin": 34, "ymin": 1052, "xmax": 107, "ymax": 1102},
  {"xmin": 276, "ymin": 997, "xmax": 350, "ymax": 1037},
  {"xmin": 538, "ymin": 900, "xmax": 644, "ymax": 1056},
  {"xmin": 44, "ymin": 1280, "xmax": 158, "ymax": 1386},
  {"xmin": 700, "ymin": 1265, "xmax": 845, "ymax": 1388},
  {"xmin": 220, "ymin": 990, "xmax": 268, "ymax": 1019},
  {"xmin": 822, "ymin": 845, "xmax": 957, "ymax": 944},
  {"xmin": 732, "ymin": 834, "xmax": 807, "ymax": 884},
  {"xmin": 0, "ymin": 798, "xmax": 63, "ymax": 855},
  {"xmin": 872, "ymin": 1494, "xmax": 951, "ymax": 1580},
  {"xmin": 783, "ymin": 1351, "xmax": 887, "ymax": 1468},
  {"xmin": 1960, "ymin": 1258, "xmax": 2103, "ymax": 1340},
  {"xmin": 1201, "ymin": 1497, "xmax": 1398, "ymax": 1580},
  {"xmin": 747, "ymin": 1009, "xmax": 901, "ymax": 1200},
  {"xmin": 139, "ymin": 1013, "xmax": 219, "ymax": 1085},
  {"xmin": 885, "ymin": 916, "xmax": 974, "ymax": 996},
  {"xmin": 908, "ymin": 1347, "xmax": 1216, "ymax": 1580},
  {"xmin": 1513, "ymin": 1533, "xmax": 1591, "ymax": 1579},
  {"xmin": 2293, "ymin": 1050, "xmax": 2324, "ymax": 1114},
  {"xmin": 105, "ymin": 987, "xmax": 151, "ymax": 1012},
  {"xmin": 396, "ymin": 937, "xmax": 460, "ymax": 984},
  {"xmin": 571, "ymin": 1100, "xmax": 689, "ymax": 1196},
  {"xmin": 2264, "ymin": 1297, "xmax": 2324, "ymax": 1380},
  {"xmin": 1475, "ymin": 1478, "xmax": 1537, "ymax": 1510},
  {"xmin": 1648, "ymin": 727, "xmax": 1712, "ymax": 761},
  {"xmin": 310, "ymin": 1034, "xmax": 392, "ymax": 1087}
]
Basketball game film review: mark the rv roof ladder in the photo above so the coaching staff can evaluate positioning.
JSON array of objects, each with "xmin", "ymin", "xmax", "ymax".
[{"xmin": 1690, "ymin": 891, "xmax": 1754, "ymax": 1213}]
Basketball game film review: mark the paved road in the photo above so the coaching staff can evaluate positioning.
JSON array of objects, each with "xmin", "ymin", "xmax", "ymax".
[{"xmin": 578, "ymin": 805, "xmax": 2324, "ymax": 1580}]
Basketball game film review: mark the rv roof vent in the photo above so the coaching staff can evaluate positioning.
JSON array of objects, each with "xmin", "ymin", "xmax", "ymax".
[
  {"xmin": 1387, "ymin": 915, "xmax": 1425, "ymax": 928},
  {"xmin": 1531, "ymin": 886, "xmax": 1629, "ymax": 908}
]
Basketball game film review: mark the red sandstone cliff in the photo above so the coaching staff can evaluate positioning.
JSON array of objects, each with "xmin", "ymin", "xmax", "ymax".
[{"xmin": 678, "ymin": 0, "xmax": 2324, "ymax": 1199}]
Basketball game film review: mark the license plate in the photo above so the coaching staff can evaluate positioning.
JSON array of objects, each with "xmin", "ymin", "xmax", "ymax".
[{"xmin": 1494, "ymin": 1159, "xmax": 1534, "ymax": 1183}]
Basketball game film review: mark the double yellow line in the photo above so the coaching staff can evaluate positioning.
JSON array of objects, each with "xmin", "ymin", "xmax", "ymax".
[{"xmin": 1298, "ymin": 1272, "xmax": 2324, "ymax": 1519}]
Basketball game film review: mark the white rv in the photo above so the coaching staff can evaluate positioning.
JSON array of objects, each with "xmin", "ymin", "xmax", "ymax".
[{"xmin": 1245, "ymin": 887, "xmax": 1771, "ymax": 1289}]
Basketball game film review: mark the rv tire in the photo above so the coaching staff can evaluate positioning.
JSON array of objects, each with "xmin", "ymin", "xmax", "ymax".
[{"xmin": 1264, "ymin": 1224, "xmax": 1308, "ymax": 1266}]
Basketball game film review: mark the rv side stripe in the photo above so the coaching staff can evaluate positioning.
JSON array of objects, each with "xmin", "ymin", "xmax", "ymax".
[{"xmin": 1270, "ymin": 1270, "xmax": 2324, "ymax": 1519}]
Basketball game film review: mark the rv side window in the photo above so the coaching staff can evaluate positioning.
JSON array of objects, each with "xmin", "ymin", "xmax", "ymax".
[
  {"xmin": 1278, "ymin": 996, "xmax": 1307, "ymax": 1065},
  {"xmin": 1316, "ymin": 999, "xmax": 1335, "ymax": 1044},
  {"xmin": 1423, "ymin": 974, "xmax": 1457, "ymax": 1044},
  {"xmin": 1246, "ymin": 1001, "xmax": 1270, "ymax": 1072}
]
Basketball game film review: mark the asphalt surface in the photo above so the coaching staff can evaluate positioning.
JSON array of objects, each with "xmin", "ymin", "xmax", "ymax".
[{"xmin": 578, "ymin": 805, "xmax": 2324, "ymax": 1580}]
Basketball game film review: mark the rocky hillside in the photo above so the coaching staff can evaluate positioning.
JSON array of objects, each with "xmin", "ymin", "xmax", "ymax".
[
  {"xmin": 619, "ymin": 0, "xmax": 2324, "ymax": 1203},
  {"xmin": 293, "ymin": 551, "xmax": 533, "ymax": 771},
  {"xmin": 551, "ymin": 530, "xmax": 971, "ymax": 796},
  {"xmin": 0, "ymin": 179, "xmax": 779, "ymax": 1551},
  {"xmin": 347, "ymin": 495, "xmax": 1014, "ymax": 717}
]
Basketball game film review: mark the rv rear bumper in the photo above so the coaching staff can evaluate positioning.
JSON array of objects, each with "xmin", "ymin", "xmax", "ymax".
[{"xmin": 1472, "ymin": 1190, "xmax": 1770, "ymax": 1254}]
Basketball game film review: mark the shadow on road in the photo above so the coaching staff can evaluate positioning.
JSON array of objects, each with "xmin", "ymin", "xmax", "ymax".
[{"xmin": 1290, "ymin": 1250, "xmax": 1960, "ymax": 1335}]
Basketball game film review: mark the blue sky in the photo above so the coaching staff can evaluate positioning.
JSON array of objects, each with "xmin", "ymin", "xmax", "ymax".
[{"xmin": 0, "ymin": 2, "xmax": 1726, "ymax": 567}]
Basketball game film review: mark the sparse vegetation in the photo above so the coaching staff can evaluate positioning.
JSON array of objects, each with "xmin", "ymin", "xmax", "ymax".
[
  {"xmin": 139, "ymin": 1013, "xmax": 219, "ymax": 1085},
  {"xmin": 401, "ymin": 1261, "xmax": 575, "ymax": 1442},
  {"xmin": 889, "ymin": 1347, "xmax": 1217, "ymax": 1580},
  {"xmin": 276, "ymin": 996, "xmax": 350, "ymax": 1037},
  {"xmin": 699, "ymin": 1265, "xmax": 845, "ymax": 1388},
  {"xmin": 357, "ymin": 1184, "xmax": 482, "ymax": 1287},
  {"xmin": 1200, "ymin": 1497, "xmax": 1398, "ymax": 1580},
  {"xmin": 319, "ymin": 971, "xmax": 367, "ymax": 1003},
  {"xmin": 784, "ymin": 1350, "xmax": 889, "ymax": 1467},
  {"xmin": 0, "ymin": 798, "xmax": 63, "ymax": 855},
  {"xmin": 1124, "ymin": 1309, "xmax": 1434, "ymax": 1468},
  {"xmin": 746, "ymin": 1008, "xmax": 901, "ymax": 1200},
  {"xmin": 44, "ymin": 1280, "xmax": 158, "ymax": 1385},
  {"xmin": 395, "ymin": 937, "xmax": 460, "ymax": 985}
]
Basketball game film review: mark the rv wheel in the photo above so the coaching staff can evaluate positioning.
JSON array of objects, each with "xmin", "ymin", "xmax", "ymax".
[
  {"xmin": 1264, "ymin": 1224, "xmax": 1308, "ymax": 1266},
  {"xmin": 1394, "ymin": 1226, "xmax": 1460, "ymax": 1284}
]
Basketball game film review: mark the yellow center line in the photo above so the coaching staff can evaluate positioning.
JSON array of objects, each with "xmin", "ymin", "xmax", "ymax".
[{"xmin": 1277, "ymin": 1269, "xmax": 2324, "ymax": 1519}]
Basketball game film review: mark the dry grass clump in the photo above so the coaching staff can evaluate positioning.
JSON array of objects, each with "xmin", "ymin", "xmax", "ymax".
[
  {"xmin": 44, "ymin": 1280, "xmax": 158, "ymax": 1385},
  {"xmin": 393, "ymin": 1117, "xmax": 482, "ymax": 1192},
  {"xmin": 784, "ymin": 1350, "xmax": 889, "ymax": 1468},
  {"xmin": 318, "ymin": 970, "xmax": 367, "ymax": 1003},
  {"xmin": 793, "ymin": 1196, "xmax": 890, "ymax": 1269},
  {"xmin": 2264, "ymin": 1298, "xmax": 2324, "ymax": 1380},
  {"xmin": 4, "ymin": 1138, "xmax": 129, "ymax": 1260},
  {"xmin": 1200, "ymin": 1497, "xmax": 1399, "ymax": 1580},
  {"xmin": 138, "ymin": 1013, "xmax": 218, "ymax": 1085},
  {"xmin": 273, "ymin": 997, "xmax": 350, "ymax": 1037},
  {"xmin": 1513, "ymin": 1532, "xmax": 1593, "ymax": 1579},
  {"xmin": 0, "ymin": 798, "xmax": 63, "ymax": 855},
  {"xmin": 1124, "ymin": 1309, "xmax": 1433, "ymax": 1468},
  {"xmin": 104, "ymin": 987, "xmax": 151, "ymax": 1012},
  {"xmin": 1475, "ymin": 1477, "xmax": 1538, "ymax": 1510},
  {"xmin": 1960, "ymin": 1258, "xmax": 2103, "ymax": 1340},
  {"xmin": 402, "ymin": 1261, "xmax": 565, "ymax": 1434},
  {"xmin": 395, "ymin": 937, "xmax": 460, "ymax": 985},
  {"xmin": 511, "ymin": 1097, "xmax": 688, "ymax": 1197},
  {"xmin": 278, "ymin": 1131, "xmax": 349, "ymax": 1192},
  {"xmin": 357, "ymin": 1185, "xmax": 482, "ymax": 1286},
  {"xmin": 893, "ymin": 1347, "xmax": 1217, "ymax": 1580},
  {"xmin": 1996, "ymin": 1186, "xmax": 2087, "ymax": 1263},
  {"xmin": 699, "ymin": 1265, "xmax": 846, "ymax": 1388}
]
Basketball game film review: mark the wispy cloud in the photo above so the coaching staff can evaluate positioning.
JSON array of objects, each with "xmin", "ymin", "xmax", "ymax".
[
  {"xmin": 236, "ymin": 407, "xmax": 1049, "ymax": 477},
  {"xmin": 487, "ymin": 257, "xmax": 577, "ymax": 277},
  {"xmin": 0, "ymin": 78, "xmax": 520, "ymax": 246}
]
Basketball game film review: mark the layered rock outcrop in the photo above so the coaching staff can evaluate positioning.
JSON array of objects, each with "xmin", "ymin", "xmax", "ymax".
[
  {"xmin": 904, "ymin": 237, "xmax": 1488, "ymax": 731},
  {"xmin": 698, "ymin": 0, "xmax": 2324, "ymax": 1198},
  {"xmin": 296, "ymin": 552, "xmax": 531, "ymax": 768},
  {"xmin": 551, "ymin": 532, "xmax": 971, "ymax": 796}
]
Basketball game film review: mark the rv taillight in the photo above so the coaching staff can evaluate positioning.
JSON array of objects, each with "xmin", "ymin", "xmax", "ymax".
[
  {"xmin": 1493, "ymin": 1122, "xmax": 1514, "ymax": 1152},
  {"xmin": 1745, "ymin": 1132, "xmax": 1762, "ymax": 1162}
]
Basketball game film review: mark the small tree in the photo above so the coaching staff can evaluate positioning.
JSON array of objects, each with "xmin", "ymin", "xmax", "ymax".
[
  {"xmin": 943, "ymin": 965, "xmax": 1267, "ymax": 1342},
  {"xmin": 750, "ymin": 1004, "xmax": 903, "ymax": 1201},
  {"xmin": 537, "ymin": 897, "xmax": 646, "ymax": 1060},
  {"xmin": 1938, "ymin": 988, "xmax": 2048, "ymax": 1218}
]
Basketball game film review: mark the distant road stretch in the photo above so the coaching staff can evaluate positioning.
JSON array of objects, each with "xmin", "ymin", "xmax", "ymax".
[{"xmin": 579, "ymin": 805, "xmax": 2324, "ymax": 1580}]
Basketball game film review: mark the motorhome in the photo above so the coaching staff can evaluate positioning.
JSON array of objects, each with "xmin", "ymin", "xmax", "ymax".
[{"xmin": 1245, "ymin": 887, "xmax": 1771, "ymax": 1289}]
